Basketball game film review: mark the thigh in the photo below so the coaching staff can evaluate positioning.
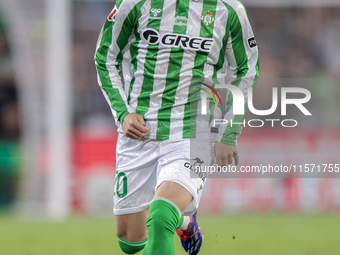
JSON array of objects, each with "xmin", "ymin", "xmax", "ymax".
[
  {"xmin": 156, "ymin": 139, "xmax": 215, "ymax": 216},
  {"xmin": 154, "ymin": 181, "xmax": 192, "ymax": 214},
  {"xmin": 115, "ymin": 209, "xmax": 149, "ymax": 241},
  {"xmin": 114, "ymin": 133, "xmax": 159, "ymax": 215}
]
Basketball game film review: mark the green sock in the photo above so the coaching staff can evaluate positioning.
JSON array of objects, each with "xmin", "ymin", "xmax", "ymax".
[
  {"xmin": 177, "ymin": 215, "xmax": 184, "ymax": 229},
  {"xmin": 117, "ymin": 235, "xmax": 147, "ymax": 254},
  {"xmin": 141, "ymin": 198, "xmax": 181, "ymax": 255}
]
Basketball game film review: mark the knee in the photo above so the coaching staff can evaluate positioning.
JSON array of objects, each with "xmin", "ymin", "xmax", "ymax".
[
  {"xmin": 117, "ymin": 234, "xmax": 147, "ymax": 254},
  {"xmin": 146, "ymin": 198, "xmax": 181, "ymax": 231},
  {"xmin": 146, "ymin": 211, "xmax": 170, "ymax": 232}
]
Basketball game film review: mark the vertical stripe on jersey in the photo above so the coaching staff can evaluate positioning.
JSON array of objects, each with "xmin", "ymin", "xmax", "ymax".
[
  {"xmin": 230, "ymin": 57, "xmax": 260, "ymax": 122},
  {"xmin": 127, "ymin": 0, "xmax": 152, "ymax": 111},
  {"xmin": 96, "ymin": 21, "xmax": 129, "ymax": 122},
  {"xmin": 210, "ymin": 4, "xmax": 233, "ymax": 126},
  {"xmin": 204, "ymin": 0, "xmax": 229, "ymax": 130},
  {"xmin": 155, "ymin": 0, "xmax": 190, "ymax": 139},
  {"xmin": 135, "ymin": 0, "xmax": 165, "ymax": 118},
  {"xmin": 144, "ymin": 0, "xmax": 177, "ymax": 136},
  {"xmin": 220, "ymin": 2, "xmax": 260, "ymax": 145},
  {"xmin": 168, "ymin": 0, "xmax": 203, "ymax": 140},
  {"xmin": 95, "ymin": 0, "xmax": 145, "ymax": 122},
  {"xmin": 127, "ymin": 5, "xmax": 144, "ymax": 104},
  {"xmin": 182, "ymin": 0, "xmax": 218, "ymax": 139}
]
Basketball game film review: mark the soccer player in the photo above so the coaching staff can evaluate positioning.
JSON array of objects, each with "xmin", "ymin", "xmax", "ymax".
[{"xmin": 95, "ymin": 0, "xmax": 259, "ymax": 254}]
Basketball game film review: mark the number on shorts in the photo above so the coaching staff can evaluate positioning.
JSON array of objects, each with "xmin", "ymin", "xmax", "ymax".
[{"xmin": 115, "ymin": 172, "xmax": 127, "ymax": 198}]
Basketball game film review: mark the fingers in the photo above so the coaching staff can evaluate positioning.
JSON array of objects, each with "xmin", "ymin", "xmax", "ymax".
[
  {"xmin": 136, "ymin": 114, "xmax": 152, "ymax": 133},
  {"xmin": 215, "ymin": 153, "xmax": 222, "ymax": 169},
  {"xmin": 125, "ymin": 125, "xmax": 146, "ymax": 139},
  {"xmin": 234, "ymin": 152, "xmax": 239, "ymax": 165},
  {"xmin": 122, "ymin": 113, "xmax": 151, "ymax": 140},
  {"xmin": 124, "ymin": 123, "xmax": 150, "ymax": 140},
  {"xmin": 124, "ymin": 130, "xmax": 140, "ymax": 140},
  {"xmin": 214, "ymin": 141, "xmax": 239, "ymax": 167},
  {"xmin": 132, "ymin": 122, "xmax": 151, "ymax": 134},
  {"xmin": 215, "ymin": 153, "xmax": 229, "ymax": 168},
  {"xmin": 214, "ymin": 145, "xmax": 222, "ymax": 168},
  {"xmin": 137, "ymin": 114, "xmax": 146, "ymax": 126},
  {"xmin": 228, "ymin": 153, "xmax": 233, "ymax": 165},
  {"xmin": 222, "ymin": 155, "xmax": 228, "ymax": 168}
]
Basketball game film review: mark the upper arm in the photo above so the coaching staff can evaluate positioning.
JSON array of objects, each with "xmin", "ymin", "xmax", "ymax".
[
  {"xmin": 225, "ymin": 3, "xmax": 258, "ymax": 78},
  {"xmin": 95, "ymin": 0, "xmax": 138, "ymax": 69}
]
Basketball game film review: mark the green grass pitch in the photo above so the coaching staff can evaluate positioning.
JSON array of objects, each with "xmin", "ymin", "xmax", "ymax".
[{"xmin": 1, "ymin": 213, "xmax": 340, "ymax": 255}]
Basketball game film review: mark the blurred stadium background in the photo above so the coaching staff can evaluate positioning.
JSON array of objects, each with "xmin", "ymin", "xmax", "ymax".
[{"xmin": 0, "ymin": 0, "xmax": 340, "ymax": 254}]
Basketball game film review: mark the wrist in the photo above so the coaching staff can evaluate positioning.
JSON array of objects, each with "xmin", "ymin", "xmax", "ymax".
[
  {"xmin": 218, "ymin": 137, "xmax": 237, "ymax": 146},
  {"xmin": 118, "ymin": 111, "xmax": 130, "ymax": 124}
]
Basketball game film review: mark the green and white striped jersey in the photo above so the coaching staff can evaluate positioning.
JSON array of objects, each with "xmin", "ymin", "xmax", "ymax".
[{"xmin": 95, "ymin": 0, "xmax": 259, "ymax": 145}]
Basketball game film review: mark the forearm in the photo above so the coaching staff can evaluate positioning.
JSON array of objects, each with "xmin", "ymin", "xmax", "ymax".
[
  {"xmin": 217, "ymin": 2, "xmax": 260, "ymax": 145},
  {"xmin": 95, "ymin": 2, "xmax": 135, "ymax": 124}
]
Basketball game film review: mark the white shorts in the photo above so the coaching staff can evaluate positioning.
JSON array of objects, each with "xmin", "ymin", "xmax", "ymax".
[{"xmin": 114, "ymin": 133, "xmax": 215, "ymax": 216}]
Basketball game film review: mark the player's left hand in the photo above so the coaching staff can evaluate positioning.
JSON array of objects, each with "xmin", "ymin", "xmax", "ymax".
[{"xmin": 214, "ymin": 141, "xmax": 239, "ymax": 167}]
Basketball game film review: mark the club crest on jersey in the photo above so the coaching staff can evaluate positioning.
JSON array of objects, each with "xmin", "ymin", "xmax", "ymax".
[
  {"xmin": 201, "ymin": 10, "xmax": 215, "ymax": 25},
  {"xmin": 150, "ymin": 8, "xmax": 162, "ymax": 19},
  {"xmin": 174, "ymin": 16, "xmax": 188, "ymax": 26},
  {"xmin": 108, "ymin": 6, "xmax": 117, "ymax": 22}
]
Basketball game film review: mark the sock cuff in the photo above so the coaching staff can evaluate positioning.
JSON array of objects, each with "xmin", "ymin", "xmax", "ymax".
[
  {"xmin": 178, "ymin": 215, "xmax": 190, "ymax": 231},
  {"xmin": 151, "ymin": 197, "xmax": 182, "ymax": 219},
  {"xmin": 116, "ymin": 235, "xmax": 148, "ymax": 246}
]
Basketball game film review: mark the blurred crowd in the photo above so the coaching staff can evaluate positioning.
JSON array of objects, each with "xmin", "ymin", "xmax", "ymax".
[
  {"xmin": 0, "ymin": 13, "xmax": 20, "ymax": 209},
  {"xmin": 0, "ymin": 14, "xmax": 19, "ymax": 139}
]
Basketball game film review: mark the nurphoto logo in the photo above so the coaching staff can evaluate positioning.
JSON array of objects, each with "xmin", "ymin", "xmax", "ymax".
[{"xmin": 200, "ymin": 83, "xmax": 312, "ymax": 128}]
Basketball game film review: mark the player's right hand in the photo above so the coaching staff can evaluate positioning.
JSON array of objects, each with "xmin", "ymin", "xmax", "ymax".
[{"xmin": 122, "ymin": 113, "xmax": 151, "ymax": 140}]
